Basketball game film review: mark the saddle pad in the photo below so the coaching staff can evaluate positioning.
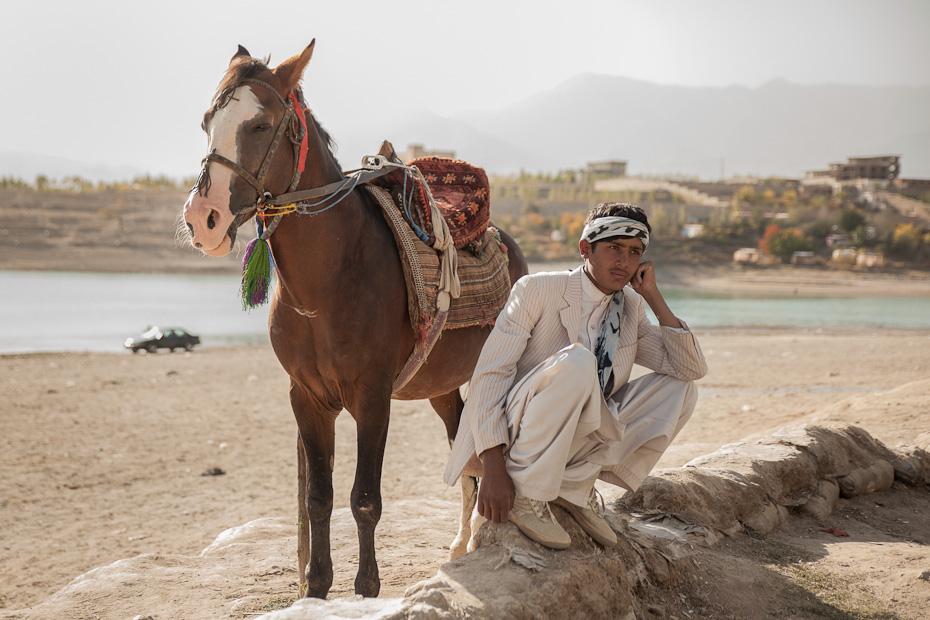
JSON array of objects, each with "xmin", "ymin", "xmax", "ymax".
[{"xmin": 415, "ymin": 227, "xmax": 511, "ymax": 330}]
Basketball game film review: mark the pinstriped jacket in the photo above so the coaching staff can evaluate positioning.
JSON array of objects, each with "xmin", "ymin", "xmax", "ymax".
[{"xmin": 443, "ymin": 266, "xmax": 708, "ymax": 486}]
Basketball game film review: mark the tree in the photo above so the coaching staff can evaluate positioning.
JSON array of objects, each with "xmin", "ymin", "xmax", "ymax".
[
  {"xmin": 760, "ymin": 224, "xmax": 813, "ymax": 261},
  {"xmin": 891, "ymin": 223, "xmax": 922, "ymax": 258},
  {"xmin": 839, "ymin": 208, "xmax": 866, "ymax": 233}
]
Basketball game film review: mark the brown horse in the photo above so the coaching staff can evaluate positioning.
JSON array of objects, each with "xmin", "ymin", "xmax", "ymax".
[{"xmin": 181, "ymin": 41, "xmax": 527, "ymax": 599}]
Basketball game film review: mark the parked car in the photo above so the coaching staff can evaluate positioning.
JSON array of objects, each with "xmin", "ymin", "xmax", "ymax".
[{"xmin": 125, "ymin": 326, "xmax": 200, "ymax": 353}]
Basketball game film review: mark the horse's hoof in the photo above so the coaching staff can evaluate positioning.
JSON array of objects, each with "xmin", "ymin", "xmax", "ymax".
[
  {"xmin": 304, "ymin": 572, "xmax": 333, "ymax": 599},
  {"xmin": 354, "ymin": 573, "xmax": 381, "ymax": 598}
]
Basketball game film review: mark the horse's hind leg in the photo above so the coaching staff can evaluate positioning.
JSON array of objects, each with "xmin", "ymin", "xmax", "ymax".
[
  {"xmin": 349, "ymin": 394, "xmax": 392, "ymax": 597},
  {"xmin": 293, "ymin": 387, "xmax": 338, "ymax": 599},
  {"xmin": 429, "ymin": 390, "xmax": 477, "ymax": 560}
]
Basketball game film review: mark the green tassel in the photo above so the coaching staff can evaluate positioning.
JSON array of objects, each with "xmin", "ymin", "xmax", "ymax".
[{"xmin": 240, "ymin": 236, "xmax": 272, "ymax": 310}]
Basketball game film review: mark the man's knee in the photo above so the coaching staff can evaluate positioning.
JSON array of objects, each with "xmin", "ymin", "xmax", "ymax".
[{"xmin": 548, "ymin": 344, "xmax": 597, "ymax": 383}]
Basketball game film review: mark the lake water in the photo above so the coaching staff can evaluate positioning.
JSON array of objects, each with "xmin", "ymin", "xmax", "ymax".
[{"xmin": 1, "ymin": 270, "xmax": 928, "ymax": 354}]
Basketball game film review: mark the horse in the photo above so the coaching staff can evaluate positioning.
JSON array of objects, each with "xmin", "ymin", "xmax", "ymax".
[{"xmin": 181, "ymin": 41, "xmax": 527, "ymax": 599}]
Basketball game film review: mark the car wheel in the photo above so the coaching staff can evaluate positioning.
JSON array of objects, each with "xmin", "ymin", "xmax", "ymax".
[
  {"xmin": 146, "ymin": 344, "xmax": 157, "ymax": 354},
  {"xmin": 184, "ymin": 343, "xmax": 194, "ymax": 351},
  {"xmin": 131, "ymin": 347, "xmax": 140, "ymax": 354}
]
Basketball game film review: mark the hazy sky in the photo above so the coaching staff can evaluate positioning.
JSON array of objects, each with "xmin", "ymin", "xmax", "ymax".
[{"xmin": 2, "ymin": 0, "xmax": 929, "ymax": 178}]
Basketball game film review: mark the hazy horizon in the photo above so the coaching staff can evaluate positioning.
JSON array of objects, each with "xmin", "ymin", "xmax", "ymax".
[{"xmin": 3, "ymin": 0, "xmax": 929, "ymax": 181}]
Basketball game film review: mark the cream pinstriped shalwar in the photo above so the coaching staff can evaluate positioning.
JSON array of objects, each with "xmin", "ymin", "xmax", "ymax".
[{"xmin": 443, "ymin": 266, "xmax": 708, "ymax": 503}]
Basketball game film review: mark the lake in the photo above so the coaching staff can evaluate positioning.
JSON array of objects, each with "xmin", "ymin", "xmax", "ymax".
[{"xmin": 1, "ymin": 271, "xmax": 928, "ymax": 353}]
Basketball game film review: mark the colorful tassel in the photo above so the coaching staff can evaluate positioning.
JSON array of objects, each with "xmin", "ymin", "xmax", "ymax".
[{"xmin": 240, "ymin": 215, "xmax": 280, "ymax": 310}]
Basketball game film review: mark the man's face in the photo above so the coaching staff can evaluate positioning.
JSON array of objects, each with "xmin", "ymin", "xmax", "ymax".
[{"xmin": 580, "ymin": 236, "xmax": 644, "ymax": 294}]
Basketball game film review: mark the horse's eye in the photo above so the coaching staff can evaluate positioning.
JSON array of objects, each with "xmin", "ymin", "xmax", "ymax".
[{"xmin": 253, "ymin": 123, "xmax": 272, "ymax": 133}]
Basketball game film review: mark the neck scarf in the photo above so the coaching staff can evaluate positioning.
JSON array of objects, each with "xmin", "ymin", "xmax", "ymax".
[{"xmin": 585, "ymin": 269, "xmax": 624, "ymax": 396}]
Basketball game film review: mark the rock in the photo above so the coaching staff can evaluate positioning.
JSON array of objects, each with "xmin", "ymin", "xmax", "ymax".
[
  {"xmin": 837, "ymin": 460, "xmax": 895, "ymax": 498},
  {"xmin": 799, "ymin": 478, "xmax": 840, "ymax": 520},
  {"xmin": 685, "ymin": 440, "xmax": 817, "ymax": 506}
]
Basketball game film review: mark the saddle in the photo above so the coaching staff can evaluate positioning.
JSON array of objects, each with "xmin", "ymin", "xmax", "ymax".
[
  {"xmin": 371, "ymin": 143, "xmax": 491, "ymax": 253},
  {"xmin": 363, "ymin": 142, "xmax": 511, "ymax": 393}
]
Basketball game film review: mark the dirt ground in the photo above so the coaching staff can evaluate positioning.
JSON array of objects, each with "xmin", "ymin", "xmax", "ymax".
[
  {"xmin": 1, "ymin": 327, "xmax": 928, "ymax": 618},
  {"xmin": 1, "ymin": 187, "xmax": 929, "ymax": 617}
]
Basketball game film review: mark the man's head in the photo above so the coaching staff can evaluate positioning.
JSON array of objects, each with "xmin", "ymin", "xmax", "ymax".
[{"xmin": 579, "ymin": 203, "xmax": 651, "ymax": 294}]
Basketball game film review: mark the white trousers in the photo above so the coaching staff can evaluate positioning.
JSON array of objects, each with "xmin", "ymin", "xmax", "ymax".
[{"xmin": 503, "ymin": 344, "xmax": 697, "ymax": 505}]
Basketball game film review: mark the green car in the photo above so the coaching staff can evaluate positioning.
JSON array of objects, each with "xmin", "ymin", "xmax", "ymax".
[{"xmin": 124, "ymin": 326, "xmax": 201, "ymax": 353}]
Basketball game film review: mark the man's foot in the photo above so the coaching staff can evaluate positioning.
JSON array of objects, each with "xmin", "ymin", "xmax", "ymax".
[
  {"xmin": 552, "ymin": 490, "xmax": 618, "ymax": 547},
  {"xmin": 509, "ymin": 494, "xmax": 571, "ymax": 549}
]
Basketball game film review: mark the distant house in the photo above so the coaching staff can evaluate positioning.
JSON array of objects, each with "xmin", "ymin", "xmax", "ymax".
[
  {"xmin": 585, "ymin": 160, "xmax": 627, "ymax": 178},
  {"xmin": 733, "ymin": 248, "xmax": 760, "ymax": 264},
  {"xmin": 681, "ymin": 223, "xmax": 704, "ymax": 238},
  {"xmin": 804, "ymin": 155, "xmax": 900, "ymax": 183},
  {"xmin": 403, "ymin": 144, "xmax": 456, "ymax": 162},
  {"xmin": 856, "ymin": 252, "xmax": 884, "ymax": 268},
  {"xmin": 825, "ymin": 234, "xmax": 852, "ymax": 247},
  {"xmin": 791, "ymin": 251, "xmax": 818, "ymax": 265},
  {"xmin": 831, "ymin": 248, "xmax": 858, "ymax": 264}
]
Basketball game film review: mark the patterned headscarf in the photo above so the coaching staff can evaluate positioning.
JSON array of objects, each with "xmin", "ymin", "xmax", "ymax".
[{"xmin": 580, "ymin": 216, "xmax": 649, "ymax": 250}]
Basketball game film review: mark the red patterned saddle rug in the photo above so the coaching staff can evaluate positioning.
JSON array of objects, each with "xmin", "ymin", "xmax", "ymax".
[
  {"xmin": 371, "ymin": 150, "xmax": 490, "ymax": 252},
  {"xmin": 406, "ymin": 157, "xmax": 490, "ymax": 250}
]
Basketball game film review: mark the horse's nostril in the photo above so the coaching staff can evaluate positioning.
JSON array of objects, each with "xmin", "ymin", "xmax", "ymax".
[
  {"xmin": 194, "ymin": 242, "xmax": 202, "ymax": 248},
  {"xmin": 207, "ymin": 210, "xmax": 217, "ymax": 230},
  {"xmin": 186, "ymin": 223, "xmax": 194, "ymax": 237}
]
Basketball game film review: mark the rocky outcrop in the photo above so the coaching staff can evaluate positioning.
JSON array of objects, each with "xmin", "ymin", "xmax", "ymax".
[
  {"xmin": 7, "ymin": 424, "xmax": 926, "ymax": 620},
  {"xmin": 255, "ymin": 422, "xmax": 929, "ymax": 619}
]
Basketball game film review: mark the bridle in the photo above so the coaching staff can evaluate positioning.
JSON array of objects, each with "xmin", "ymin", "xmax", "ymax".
[{"xmin": 193, "ymin": 78, "xmax": 392, "ymax": 222}]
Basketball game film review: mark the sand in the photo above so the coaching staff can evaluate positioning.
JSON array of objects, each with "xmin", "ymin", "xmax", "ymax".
[
  {"xmin": 1, "ymin": 186, "xmax": 928, "ymax": 617},
  {"xmin": 1, "ymin": 324, "xmax": 928, "ymax": 618}
]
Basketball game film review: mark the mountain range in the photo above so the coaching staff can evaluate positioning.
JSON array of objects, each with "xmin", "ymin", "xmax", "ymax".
[{"xmin": 4, "ymin": 76, "xmax": 929, "ymax": 182}]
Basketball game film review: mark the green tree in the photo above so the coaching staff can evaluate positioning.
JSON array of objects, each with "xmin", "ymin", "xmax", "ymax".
[{"xmin": 839, "ymin": 208, "xmax": 866, "ymax": 232}]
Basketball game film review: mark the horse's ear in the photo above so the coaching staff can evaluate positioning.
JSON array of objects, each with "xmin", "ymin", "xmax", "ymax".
[
  {"xmin": 274, "ymin": 40, "xmax": 315, "ymax": 91},
  {"xmin": 230, "ymin": 45, "xmax": 251, "ymax": 66}
]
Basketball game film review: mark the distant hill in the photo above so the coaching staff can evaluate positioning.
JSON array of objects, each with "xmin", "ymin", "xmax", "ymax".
[
  {"xmin": 397, "ymin": 76, "xmax": 930, "ymax": 180},
  {"xmin": 0, "ymin": 151, "xmax": 145, "ymax": 183},
  {"xmin": 4, "ymin": 77, "xmax": 929, "ymax": 182}
]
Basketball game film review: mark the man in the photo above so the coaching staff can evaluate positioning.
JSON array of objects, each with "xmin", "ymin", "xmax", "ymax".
[{"xmin": 444, "ymin": 202, "xmax": 707, "ymax": 549}]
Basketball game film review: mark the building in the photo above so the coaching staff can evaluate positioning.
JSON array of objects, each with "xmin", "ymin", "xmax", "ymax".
[
  {"xmin": 585, "ymin": 160, "xmax": 627, "ymax": 178},
  {"xmin": 403, "ymin": 144, "xmax": 456, "ymax": 163},
  {"xmin": 733, "ymin": 248, "xmax": 760, "ymax": 264},
  {"xmin": 791, "ymin": 251, "xmax": 818, "ymax": 266},
  {"xmin": 805, "ymin": 155, "xmax": 900, "ymax": 182},
  {"xmin": 856, "ymin": 253, "xmax": 884, "ymax": 268},
  {"xmin": 681, "ymin": 223, "xmax": 705, "ymax": 238}
]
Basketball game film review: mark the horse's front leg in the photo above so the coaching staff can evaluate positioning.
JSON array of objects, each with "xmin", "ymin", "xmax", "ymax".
[
  {"xmin": 349, "ymin": 392, "xmax": 392, "ymax": 597},
  {"xmin": 293, "ymin": 385, "xmax": 339, "ymax": 599}
]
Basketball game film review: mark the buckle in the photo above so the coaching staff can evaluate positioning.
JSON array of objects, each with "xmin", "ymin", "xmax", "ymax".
[
  {"xmin": 255, "ymin": 191, "xmax": 273, "ymax": 211},
  {"xmin": 361, "ymin": 154, "xmax": 386, "ymax": 170}
]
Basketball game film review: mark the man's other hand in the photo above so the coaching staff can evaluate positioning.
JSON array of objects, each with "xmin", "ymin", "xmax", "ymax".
[{"xmin": 477, "ymin": 445, "xmax": 515, "ymax": 523}]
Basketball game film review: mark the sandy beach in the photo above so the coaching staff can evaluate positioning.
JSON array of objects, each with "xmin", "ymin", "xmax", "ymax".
[
  {"xmin": 1, "ymin": 185, "xmax": 929, "ymax": 617},
  {"xmin": 2, "ymin": 322, "xmax": 928, "ymax": 617}
]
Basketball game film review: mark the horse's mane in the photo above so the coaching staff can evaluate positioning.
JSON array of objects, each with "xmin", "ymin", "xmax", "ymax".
[{"xmin": 211, "ymin": 56, "xmax": 340, "ymax": 167}]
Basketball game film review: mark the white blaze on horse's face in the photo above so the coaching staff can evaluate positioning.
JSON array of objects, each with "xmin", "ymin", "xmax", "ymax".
[{"xmin": 183, "ymin": 86, "xmax": 264, "ymax": 256}]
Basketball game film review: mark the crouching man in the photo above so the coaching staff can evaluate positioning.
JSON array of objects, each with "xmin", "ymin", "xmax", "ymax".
[{"xmin": 444, "ymin": 202, "xmax": 708, "ymax": 548}]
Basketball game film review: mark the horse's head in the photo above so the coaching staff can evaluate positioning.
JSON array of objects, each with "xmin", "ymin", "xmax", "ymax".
[{"xmin": 183, "ymin": 42, "xmax": 315, "ymax": 256}]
